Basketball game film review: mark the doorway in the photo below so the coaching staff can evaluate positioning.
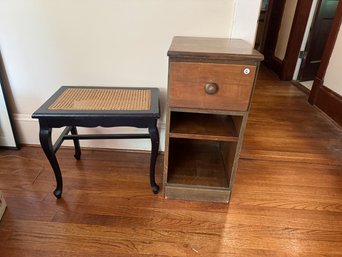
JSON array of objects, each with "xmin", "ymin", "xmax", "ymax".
[
  {"xmin": 254, "ymin": 0, "xmax": 286, "ymax": 73},
  {"xmin": 255, "ymin": 0, "xmax": 270, "ymax": 53},
  {"xmin": 294, "ymin": 0, "xmax": 339, "ymax": 91}
]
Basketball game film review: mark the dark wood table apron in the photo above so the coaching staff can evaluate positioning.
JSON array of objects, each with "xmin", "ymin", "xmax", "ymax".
[{"xmin": 32, "ymin": 86, "xmax": 160, "ymax": 198}]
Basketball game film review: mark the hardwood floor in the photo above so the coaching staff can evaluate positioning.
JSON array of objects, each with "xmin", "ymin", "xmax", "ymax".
[{"xmin": 0, "ymin": 67, "xmax": 341, "ymax": 256}]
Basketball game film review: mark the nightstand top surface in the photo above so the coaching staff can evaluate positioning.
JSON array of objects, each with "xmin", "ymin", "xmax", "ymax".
[{"xmin": 168, "ymin": 36, "xmax": 264, "ymax": 61}]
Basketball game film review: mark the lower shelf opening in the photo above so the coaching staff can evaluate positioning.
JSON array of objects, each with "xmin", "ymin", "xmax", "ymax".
[{"xmin": 167, "ymin": 138, "xmax": 236, "ymax": 189}]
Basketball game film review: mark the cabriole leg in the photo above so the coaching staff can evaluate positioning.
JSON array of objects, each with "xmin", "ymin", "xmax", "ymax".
[
  {"xmin": 39, "ymin": 123, "xmax": 63, "ymax": 198},
  {"xmin": 148, "ymin": 121, "xmax": 160, "ymax": 194}
]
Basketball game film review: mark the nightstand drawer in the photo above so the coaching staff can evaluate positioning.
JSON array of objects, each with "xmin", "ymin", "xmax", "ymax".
[{"xmin": 168, "ymin": 62, "xmax": 256, "ymax": 111}]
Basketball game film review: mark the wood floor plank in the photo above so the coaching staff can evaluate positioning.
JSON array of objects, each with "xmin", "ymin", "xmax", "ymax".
[
  {"xmin": 1, "ymin": 219, "xmax": 341, "ymax": 256},
  {"xmin": 242, "ymin": 69, "xmax": 342, "ymax": 165},
  {"xmin": 0, "ymin": 248, "xmax": 172, "ymax": 257}
]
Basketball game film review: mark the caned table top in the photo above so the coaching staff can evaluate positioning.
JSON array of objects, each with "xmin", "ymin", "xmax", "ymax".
[{"xmin": 32, "ymin": 86, "xmax": 160, "ymax": 118}]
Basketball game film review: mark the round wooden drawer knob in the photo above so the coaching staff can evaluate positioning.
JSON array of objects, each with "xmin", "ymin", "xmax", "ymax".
[{"xmin": 204, "ymin": 82, "xmax": 219, "ymax": 95}]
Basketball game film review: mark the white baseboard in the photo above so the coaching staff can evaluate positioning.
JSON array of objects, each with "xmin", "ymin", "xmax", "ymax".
[{"xmin": 13, "ymin": 114, "xmax": 165, "ymax": 151}]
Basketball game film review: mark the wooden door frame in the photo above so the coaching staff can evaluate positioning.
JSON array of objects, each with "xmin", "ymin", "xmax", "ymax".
[
  {"xmin": 308, "ymin": 0, "xmax": 342, "ymax": 126},
  {"xmin": 263, "ymin": 0, "xmax": 286, "ymax": 70},
  {"xmin": 297, "ymin": 0, "xmax": 325, "ymax": 81},
  {"xmin": 280, "ymin": 0, "xmax": 314, "ymax": 80}
]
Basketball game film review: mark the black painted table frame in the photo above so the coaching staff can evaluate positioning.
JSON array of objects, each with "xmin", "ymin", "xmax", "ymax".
[{"xmin": 32, "ymin": 86, "xmax": 160, "ymax": 199}]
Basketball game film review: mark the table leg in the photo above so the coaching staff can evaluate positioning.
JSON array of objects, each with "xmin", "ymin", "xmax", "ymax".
[
  {"xmin": 39, "ymin": 125, "xmax": 63, "ymax": 198},
  {"xmin": 71, "ymin": 126, "xmax": 81, "ymax": 160},
  {"xmin": 149, "ymin": 122, "xmax": 160, "ymax": 194}
]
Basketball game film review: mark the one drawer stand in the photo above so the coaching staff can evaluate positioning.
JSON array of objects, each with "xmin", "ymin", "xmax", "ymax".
[{"xmin": 164, "ymin": 37, "xmax": 263, "ymax": 203}]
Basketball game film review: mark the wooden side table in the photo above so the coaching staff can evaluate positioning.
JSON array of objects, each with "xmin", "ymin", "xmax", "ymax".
[
  {"xmin": 32, "ymin": 86, "xmax": 160, "ymax": 198},
  {"xmin": 164, "ymin": 37, "xmax": 263, "ymax": 202}
]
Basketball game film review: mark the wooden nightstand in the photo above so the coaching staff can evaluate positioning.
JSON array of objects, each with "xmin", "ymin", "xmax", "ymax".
[{"xmin": 163, "ymin": 37, "xmax": 263, "ymax": 202}]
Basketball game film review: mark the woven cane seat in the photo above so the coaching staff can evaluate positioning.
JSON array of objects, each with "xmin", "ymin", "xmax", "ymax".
[{"xmin": 49, "ymin": 88, "xmax": 151, "ymax": 111}]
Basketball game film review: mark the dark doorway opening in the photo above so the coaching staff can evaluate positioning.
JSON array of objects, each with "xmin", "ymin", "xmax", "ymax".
[{"xmin": 298, "ymin": 0, "xmax": 339, "ymax": 82}]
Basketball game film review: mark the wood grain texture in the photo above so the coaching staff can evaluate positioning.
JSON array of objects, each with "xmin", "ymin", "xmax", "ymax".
[
  {"xmin": 165, "ymin": 36, "xmax": 261, "ymax": 203},
  {"xmin": 167, "ymin": 139, "xmax": 228, "ymax": 188},
  {"xmin": 0, "ymin": 66, "xmax": 341, "ymax": 257},
  {"xmin": 314, "ymin": 85, "xmax": 342, "ymax": 126},
  {"xmin": 169, "ymin": 112, "xmax": 239, "ymax": 142},
  {"xmin": 242, "ymin": 66, "xmax": 342, "ymax": 165},
  {"xmin": 168, "ymin": 37, "xmax": 264, "ymax": 62},
  {"xmin": 168, "ymin": 62, "xmax": 256, "ymax": 111}
]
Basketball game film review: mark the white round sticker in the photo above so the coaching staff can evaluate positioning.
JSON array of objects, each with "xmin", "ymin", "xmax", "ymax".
[{"xmin": 244, "ymin": 68, "xmax": 250, "ymax": 75}]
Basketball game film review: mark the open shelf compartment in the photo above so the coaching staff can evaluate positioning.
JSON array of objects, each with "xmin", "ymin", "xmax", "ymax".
[
  {"xmin": 165, "ymin": 138, "xmax": 238, "ymax": 202},
  {"xmin": 169, "ymin": 111, "xmax": 240, "ymax": 142}
]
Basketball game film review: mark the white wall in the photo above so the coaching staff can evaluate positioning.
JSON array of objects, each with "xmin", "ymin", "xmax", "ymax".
[
  {"xmin": 0, "ymin": 0, "xmax": 261, "ymax": 151},
  {"xmin": 231, "ymin": 0, "xmax": 262, "ymax": 45},
  {"xmin": 274, "ymin": 0, "xmax": 298, "ymax": 60},
  {"xmin": 324, "ymin": 26, "xmax": 342, "ymax": 96}
]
